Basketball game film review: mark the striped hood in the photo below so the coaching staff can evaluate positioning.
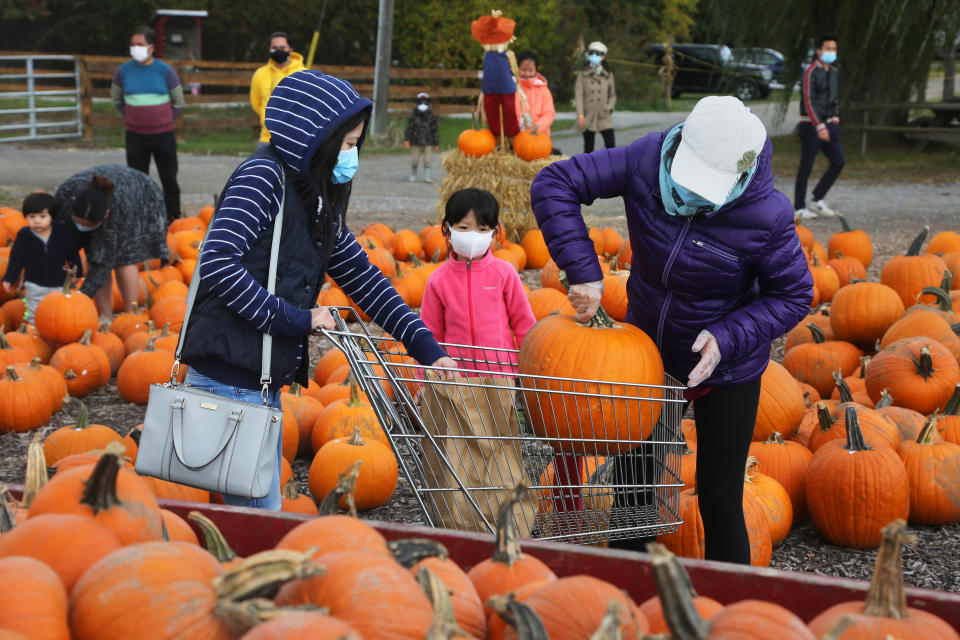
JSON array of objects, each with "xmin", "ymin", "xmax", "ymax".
[{"xmin": 264, "ymin": 70, "xmax": 373, "ymax": 175}]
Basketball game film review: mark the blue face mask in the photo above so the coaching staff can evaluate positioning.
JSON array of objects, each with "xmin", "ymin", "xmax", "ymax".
[
  {"xmin": 672, "ymin": 182, "xmax": 716, "ymax": 209},
  {"xmin": 587, "ymin": 53, "xmax": 602, "ymax": 66},
  {"xmin": 72, "ymin": 218, "xmax": 100, "ymax": 232},
  {"xmin": 820, "ymin": 51, "xmax": 837, "ymax": 64},
  {"xmin": 331, "ymin": 147, "xmax": 359, "ymax": 184}
]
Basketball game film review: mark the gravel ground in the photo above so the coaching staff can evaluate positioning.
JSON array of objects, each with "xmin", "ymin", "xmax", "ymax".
[{"xmin": 2, "ymin": 151, "xmax": 960, "ymax": 592}]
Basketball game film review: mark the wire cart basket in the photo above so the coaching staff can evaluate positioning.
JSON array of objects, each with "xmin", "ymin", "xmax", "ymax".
[{"xmin": 322, "ymin": 308, "xmax": 687, "ymax": 545}]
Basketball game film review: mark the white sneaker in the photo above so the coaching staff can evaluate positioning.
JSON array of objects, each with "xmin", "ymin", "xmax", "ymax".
[
  {"xmin": 795, "ymin": 208, "xmax": 818, "ymax": 220},
  {"xmin": 809, "ymin": 199, "xmax": 836, "ymax": 216}
]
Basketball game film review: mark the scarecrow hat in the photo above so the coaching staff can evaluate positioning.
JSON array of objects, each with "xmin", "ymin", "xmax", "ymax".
[{"xmin": 471, "ymin": 10, "xmax": 516, "ymax": 45}]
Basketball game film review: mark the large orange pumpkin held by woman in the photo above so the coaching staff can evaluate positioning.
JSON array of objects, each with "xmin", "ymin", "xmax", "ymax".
[{"xmin": 518, "ymin": 299, "xmax": 664, "ymax": 455}]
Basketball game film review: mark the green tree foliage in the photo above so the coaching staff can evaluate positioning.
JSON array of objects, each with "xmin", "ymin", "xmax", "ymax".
[
  {"xmin": 695, "ymin": 0, "xmax": 960, "ymax": 124},
  {"xmin": 2, "ymin": 0, "xmax": 698, "ymax": 103}
]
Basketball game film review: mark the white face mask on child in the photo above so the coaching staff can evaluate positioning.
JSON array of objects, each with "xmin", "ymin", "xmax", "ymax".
[{"xmin": 449, "ymin": 229, "xmax": 493, "ymax": 259}]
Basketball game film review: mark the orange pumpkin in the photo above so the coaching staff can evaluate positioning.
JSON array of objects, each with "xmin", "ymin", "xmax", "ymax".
[
  {"xmin": 518, "ymin": 307, "xmax": 664, "ymax": 455},
  {"xmin": 310, "ymin": 381, "xmax": 381, "ymax": 452},
  {"xmin": 865, "ymin": 338, "xmax": 960, "ymax": 414},
  {"xmin": 42, "ymin": 398, "xmax": 122, "ymax": 467},
  {"xmin": 49, "ymin": 329, "xmax": 111, "ymax": 397},
  {"xmin": 896, "ymin": 414, "xmax": 960, "ymax": 524},
  {"xmin": 117, "ymin": 336, "xmax": 183, "ymax": 404},
  {"xmin": 4, "ymin": 324, "xmax": 52, "ymax": 363},
  {"xmin": 742, "ymin": 457, "xmax": 793, "ymax": 545},
  {"xmin": 830, "ymin": 281, "xmax": 905, "ymax": 349},
  {"xmin": 0, "ymin": 556, "xmax": 70, "ymax": 640},
  {"xmin": 827, "ymin": 215, "xmax": 873, "ymax": 267},
  {"xmin": 513, "ymin": 128, "xmax": 553, "ymax": 161},
  {"xmin": 748, "ymin": 431, "xmax": 813, "ymax": 522},
  {"xmin": 881, "ymin": 226, "xmax": 948, "ymax": 308},
  {"xmin": 33, "ymin": 270, "xmax": 98, "ymax": 346},
  {"xmin": 521, "ymin": 229, "xmax": 550, "ymax": 269},
  {"xmin": 753, "ymin": 360, "xmax": 805, "ymax": 441},
  {"xmin": 309, "ymin": 428, "xmax": 398, "ymax": 510},
  {"xmin": 526, "ymin": 287, "xmax": 574, "ymax": 320},
  {"xmin": 457, "ymin": 127, "xmax": 496, "ymax": 157},
  {"xmin": 281, "ymin": 478, "xmax": 319, "ymax": 515}
]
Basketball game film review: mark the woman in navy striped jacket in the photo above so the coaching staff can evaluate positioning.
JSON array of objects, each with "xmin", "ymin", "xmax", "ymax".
[{"xmin": 179, "ymin": 70, "xmax": 456, "ymax": 510}]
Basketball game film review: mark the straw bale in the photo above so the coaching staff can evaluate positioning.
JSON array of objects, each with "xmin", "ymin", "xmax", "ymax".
[{"xmin": 436, "ymin": 150, "xmax": 565, "ymax": 243}]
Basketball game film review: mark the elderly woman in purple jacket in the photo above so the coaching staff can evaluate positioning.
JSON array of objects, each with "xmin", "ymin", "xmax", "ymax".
[{"xmin": 530, "ymin": 96, "xmax": 813, "ymax": 564}]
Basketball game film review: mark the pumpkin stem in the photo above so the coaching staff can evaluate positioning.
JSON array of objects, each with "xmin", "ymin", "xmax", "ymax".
[
  {"xmin": 916, "ymin": 413, "xmax": 940, "ymax": 445},
  {"xmin": 20, "ymin": 431, "xmax": 48, "ymax": 509},
  {"xmin": 953, "ymin": 322, "xmax": 960, "ymax": 337},
  {"xmin": 875, "ymin": 389, "xmax": 894, "ymax": 409},
  {"xmin": 743, "ymin": 455, "xmax": 759, "ymax": 483},
  {"xmin": 837, "ymin": 213, "xmax": 853, "ymax": 233},
  {"xmin": 918, "ymin": 286, "xmax": 953, "ymax": 312},
  {"xmin": 805, "ymin": 323, "xmax": 826, "ymax": 343},
  {"xmin": 905, "ymin": 226, "xmax": 929, "ymax": 256},
  {"xmin": 557, "ymin": 270, "xmax": 616, "ymax": 328},
  {"xmin": 389, "ymin": 537, "xmax": 449, "ymax": 568},
  {"xmin": 766, "ymin": 431, "xmax": 787, "ymax": 445},
  {"xmin": 346, "ymin": 378, "xmax": 365, "ymax": 407},
  {"xmin": 862, "ymin": 519, "xmax": 914, "ymax": 619},
  {"xmin": 347, "ymin": 426, "xmax": 364, "ymax": 447},
  {"xmin": 939, "ymin": 269, "xmax": 952, "ymax": 292},
  {"xmin": 943, "ymin": 383, "xmax": 960, "ymax": 416},
  {"xmin": 281, "ymin": 477, "xmax": 299, "ymax": 500},
  {"xmin": 318, "ymin": 460, "xmax": 361, "ymax": 517},
  {"xmin": 833, "ymin": 371, "xmax": 854, "ymax": 403},
  {"xmin": 289, "ymin": 382, "xmax": 302, "ymax": 397},
  {"xmin": 487, "ymin": 594, "xmax": 550, "ymax": 640},
  {"xmin": 842, "ymin": 406, "xmax": 872, "ymax": 453},
  {"xmin": 78, "ymin": 441, "xmax": 128, "ymax": 515},
  {"xmin": 816, "ymin": 401, "xmax": 836, "ymax": 433},
  {"xmin": 144, "ymin": 335, "xmax": 158, "ymax": 352},
  {"xmin": 0, "ymin": 331, "xmax": 12, "ymax": 350},
  {"xmin": 588, "ymin": 601, "xmax": 624, "ymax": 640},
  {"xmin": 491, "ymin": 482, "xmax": 530, "ymax": 567},
  {"xmin": 187, "ymin": 511, "xmax": 239, "ymax": 564},
  {"xmin": 420, "ymin": 566, "xmax": 474, "ymax": 640},
  {"xmin": 0, "ymin": 484, "xmax": 16, "ymax": 533},
  {"xmin": 916, "ymin": 346, "xmax": 934, "ymax": 380},
  {"xmin": 213, "ymin": 600, "xmax": 328, "ymax": 635},
  {"xmin": 77, "ymin": 328, "xmax": 94, "ymax": 345},
  {"xmin": 858, "ymin": 356, "xmax": 870, "ymax": 379},
  {"xmin": 60, "ymin": 265, "xmax": 76, "ymax": 294},
  {"xmin": 65, "ymin": 395, "xmax": 91, "ymax": 430},
  {"xmin": 649, "ymin": 542, "xmax": 710, "ymax": 639},
  {"xmin": 158, "ymin": 322, "xmax": 171, "ymax": 337},
  {"xmin": 212, "ymin": 548, "xmax": 323, "ymax": 603}
]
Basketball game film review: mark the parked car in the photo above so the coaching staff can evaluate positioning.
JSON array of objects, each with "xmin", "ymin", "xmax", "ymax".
[
  {"xmin": 649, "ymin": 43, "xmax": 774, "ymax": 101},
  {"xmin": 731, "ymin": 47, "xmax": 786, "ymax": 89}
]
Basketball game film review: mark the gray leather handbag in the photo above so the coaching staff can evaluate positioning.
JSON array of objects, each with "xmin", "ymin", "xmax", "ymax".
[{"xmin": 135, "ymin": 185, "xmax": 286, "ymax": 499}]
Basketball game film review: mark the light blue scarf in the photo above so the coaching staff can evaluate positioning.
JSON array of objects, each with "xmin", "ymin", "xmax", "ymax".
[{"xmin": 659, "ymin": 124, "xmax": 758, "ymax": 217}]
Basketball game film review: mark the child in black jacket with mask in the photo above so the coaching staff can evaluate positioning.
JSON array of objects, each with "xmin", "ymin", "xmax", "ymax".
[{"xmin": 404, "ymin": 92, "xmax": 440, "ymax": 183}]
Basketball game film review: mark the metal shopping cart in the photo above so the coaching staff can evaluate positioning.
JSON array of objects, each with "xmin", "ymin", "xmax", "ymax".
[{"xmin": 321, "ymin": 308, "xmax": 688, "ymax": 545}]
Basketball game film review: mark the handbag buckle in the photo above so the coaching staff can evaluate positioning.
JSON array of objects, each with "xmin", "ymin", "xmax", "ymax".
[
  {"xmin": 171, "ymin": 398, "xmax": 185, "ymax": 410},
  {"xmin": 170, "ymin": 360, "xmax": 181, "ymax": 385}
]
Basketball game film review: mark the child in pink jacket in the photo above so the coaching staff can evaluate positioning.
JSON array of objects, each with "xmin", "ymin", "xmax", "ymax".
[{"xmin": 420, "ymin": 188, "xmax": 536, "ymax": 375}]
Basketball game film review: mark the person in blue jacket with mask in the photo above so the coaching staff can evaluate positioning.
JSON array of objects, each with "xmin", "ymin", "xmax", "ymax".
[{"xmin": 179, "ymin": 70, "xmax": 456, "ymax": 510}]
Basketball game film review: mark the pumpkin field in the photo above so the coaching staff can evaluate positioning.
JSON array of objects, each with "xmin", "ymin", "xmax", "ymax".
[{"xmin": 1, "ymin": 140, "xmax": 960, "ymax": 637}]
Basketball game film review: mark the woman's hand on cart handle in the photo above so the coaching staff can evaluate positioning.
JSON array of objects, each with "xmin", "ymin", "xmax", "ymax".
[
  {"xmin": 310, "ymin": 306, "xmax": 336, "ymax": 333},
  {"xmin": 432, "ymin": 356, "xmax": 458, "ymax": 380},
  {"xmin": 568, "ymin": 280, "xmax": 603, "ymax": 323},
  {"xmin": 687, "ymin": 330, "xmax": 720, "ymax": 388}
]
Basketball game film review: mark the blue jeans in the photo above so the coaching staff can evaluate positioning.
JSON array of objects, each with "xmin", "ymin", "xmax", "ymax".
[{"xmin": 184, "ymin": 368, "xmax": 284, "ymax": 510}]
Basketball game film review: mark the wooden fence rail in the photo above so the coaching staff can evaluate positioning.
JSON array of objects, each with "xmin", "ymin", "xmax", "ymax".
[{"xmin": 1, "ymin": 51, "xmax": 483, "ymax": 139}]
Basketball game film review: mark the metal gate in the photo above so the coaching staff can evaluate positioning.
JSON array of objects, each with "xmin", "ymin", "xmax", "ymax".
[{"xmin": 0, "ymin": 55, "xmax": 83, "ymax": 142}]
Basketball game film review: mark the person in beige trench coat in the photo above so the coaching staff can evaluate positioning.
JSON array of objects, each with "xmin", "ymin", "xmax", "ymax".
[{"xmin": 575, "ymin": 40, "xmax": 616, "ymax": 152}]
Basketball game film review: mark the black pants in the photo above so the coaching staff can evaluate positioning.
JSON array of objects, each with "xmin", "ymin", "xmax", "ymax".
[
  {"xmin": 126, "ymin": 130, "xmax": 181, "ymax": 223},
  {"xmin": 583, "ymin": 128, "xmax": 615, "ymax": 153},
  {"xmin": 794, "ymin": 122, "xmax": 845, "ymax": 210},
  {"xmin": 607, "ymin": 378, "xmax": 762, "ymax": 564}
]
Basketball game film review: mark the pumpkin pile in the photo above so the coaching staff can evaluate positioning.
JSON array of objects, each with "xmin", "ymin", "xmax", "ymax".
[{"xmin": 4, "ymin": 449, "xmax": 957, "ymax": 638}]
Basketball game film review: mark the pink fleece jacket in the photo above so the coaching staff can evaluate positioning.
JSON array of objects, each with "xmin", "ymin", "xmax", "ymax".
[{"xmin": 420, "ymin": 250, "xmax": 536, "ymax": 375}]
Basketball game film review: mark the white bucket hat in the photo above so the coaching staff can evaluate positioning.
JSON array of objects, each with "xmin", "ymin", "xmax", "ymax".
[
  {"xmin": 671, "ymin": 96, "xmax": 767, "ymax": 206},
  {"xmin": 586, "ymin": 41, "xmax": 608, "ymax": 55}
]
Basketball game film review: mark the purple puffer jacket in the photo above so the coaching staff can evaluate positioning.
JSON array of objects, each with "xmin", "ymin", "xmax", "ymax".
[{"xmin": 530, "ymin": 128, "xmax": 813, "ymax": 386}]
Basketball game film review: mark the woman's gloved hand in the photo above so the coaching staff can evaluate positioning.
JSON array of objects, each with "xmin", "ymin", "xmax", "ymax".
[
  {"xmin": 567, "ymin": 280, "xmax": 603, "ymax": 323},
  {"xmin": 688, "ymin": 330, "xmax": 720, "ymax": 387}
]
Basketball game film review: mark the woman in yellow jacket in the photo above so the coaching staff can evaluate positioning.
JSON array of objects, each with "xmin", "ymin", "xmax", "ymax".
[{"xmin": 250, "ymin": 31, "xmax": 305, "ymax": 145}]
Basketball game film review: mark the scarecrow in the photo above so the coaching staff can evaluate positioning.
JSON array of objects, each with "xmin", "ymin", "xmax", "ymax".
[{"xmin": 471, "ymin": 9, "xmax": 528, "ymax": 143}]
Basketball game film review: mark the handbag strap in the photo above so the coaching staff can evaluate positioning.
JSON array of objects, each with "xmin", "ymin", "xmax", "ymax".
[{"xmin": 173, "ymin": 169, "xmax": 287, "ymax": 403}]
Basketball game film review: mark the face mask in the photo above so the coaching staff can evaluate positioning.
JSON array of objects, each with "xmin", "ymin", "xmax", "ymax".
[
  {"xmin": 820, "ymin": 51, "xmax": 837, "ymax": 64},
  {"xmin": 72, "ymin": 218, "xmax": 100, "ymax": 232},
  {"xmin": 449, "ymin": 229, "xmax": 493, "ymax": 260},
  {"xmin": 416, "ymin": 103, "xmax": 429, "ymax": 112},
  {"xmin": 672, "ymin": 182, "xmax": 716, "ymax": 209},
  {"xmin": 587, "ymin": 53, "xmax": 602, "ymax": 66},
  {"xmin": 270, "ymin": 49, "xmax": 290, "ymax": 64},
  {"xmin": 331, "ymin": 147, "xmax": 359, "ymax": 184},
  {"xmin": 130, "ymin": 45, "xmax": 150, "ymax": 63}
]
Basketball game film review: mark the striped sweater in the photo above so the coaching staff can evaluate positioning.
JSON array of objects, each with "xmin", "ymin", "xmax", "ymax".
[
  {"xmin": 111, "ymin": 58, "xmax": 185, "ymax": 134},
  {"xmin": 197, "ymin": 156, "xmax": 447, "ymax": 371}
]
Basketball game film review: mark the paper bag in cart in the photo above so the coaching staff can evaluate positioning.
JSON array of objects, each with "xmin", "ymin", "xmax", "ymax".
[{"xmin": 419, "ymin": 373, "xmax": 536, "ymax": 537}]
